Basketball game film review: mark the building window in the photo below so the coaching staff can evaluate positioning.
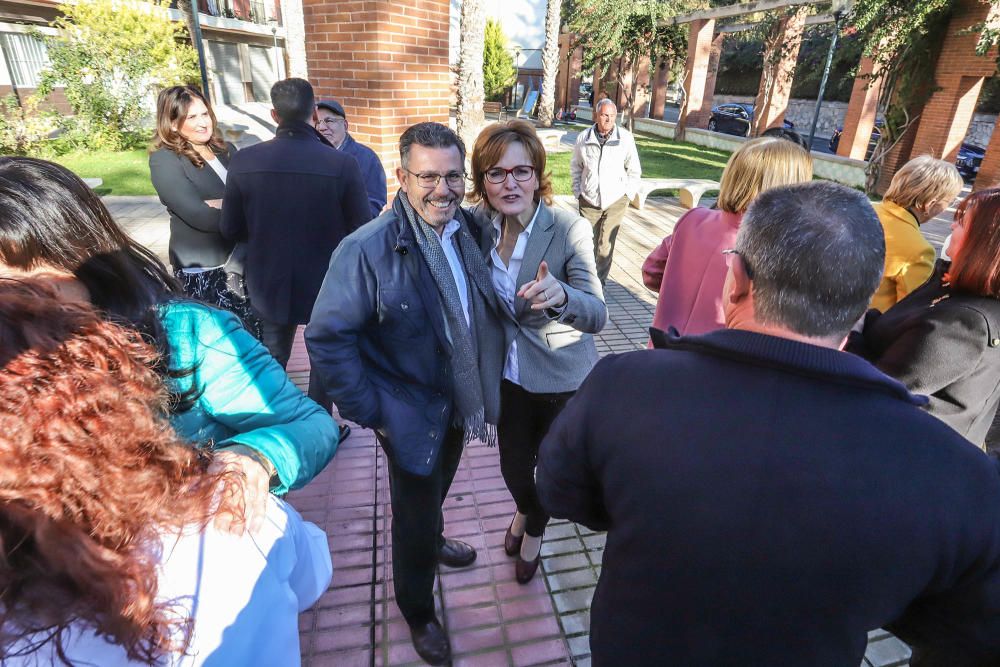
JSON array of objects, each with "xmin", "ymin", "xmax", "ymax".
[{"xmin": 1, "ymin": 33, "xmax": 50, "ymax": 88}]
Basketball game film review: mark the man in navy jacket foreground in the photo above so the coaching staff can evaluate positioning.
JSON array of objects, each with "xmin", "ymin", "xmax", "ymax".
[{"xmin": 538, "ymin": 181, "xmax": 1000, "ymax": 667}]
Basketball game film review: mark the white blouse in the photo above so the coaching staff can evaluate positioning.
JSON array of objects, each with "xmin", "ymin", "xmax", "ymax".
[{"xmin": 9, "ymin": 496, "xmax": 331, "ymax": 666}]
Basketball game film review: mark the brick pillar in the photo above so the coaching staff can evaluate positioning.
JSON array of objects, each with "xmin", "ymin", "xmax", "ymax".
[
  {"xmin": 703, "ymin": 32, "xmax": 724, "ymax": 112},
  {"xmin": 630, "ymin": 55, "xmax": 651, "ymax": 120},
  {"xmin": 677, "ymin": 18, "xmax": 717, "ymax": 135},
  {"xmin": 875, "ymin": 123, "xmax": 920, "ymax": 194},
  {"xmin": 599, "ymin": 59, "xmax": 620, "ymax": 104},
  {"xmin": 649, "ymin": 57, "xmax": 671, "ymax": 120},
  {"xmin": 555, "ymin": 34, "xmax": 570, "ymax": 112},
  {"xmin": 303, "ymin": 0, "xmax": 450, "ymax": 183},
  {"xmin": 974, "ymin": 122, "xmax": 1000, "ymax": 191},
  {"xmin": 910, "ymin": 73, "xmax": 986, "ymax": 162},
  {"xmin": 836, "ymin": 56, "xmax": 881, "ymax": 160},
  {"xmin": 909, "ymin": 0, "xmax": 996, "ymax": 162},
  {"xmin": 751, "ymin": 7, "xmax": 807, "ymax": 136},
  {"xmin": 555, "ymin": 33, "xmax": 582, "ymax": 113},
  {"xmin": 592, "ymin": 64, "xmax": 606, "ymax": 105},
  {"xmin": 876, "ymin": 0, "xmax": 997, "ymax": 191}
]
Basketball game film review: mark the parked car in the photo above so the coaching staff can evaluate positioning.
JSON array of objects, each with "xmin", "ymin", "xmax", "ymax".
[
  {"xmin": 707, "ymin": 103, "xmax": 794, "ymax": 137},
  {"xmin": 830, "ymin": 122, "xmax": 985, "ymax": 182},
  {"xmin": 956, "ymin": 142, "xmax": 986, "ymax": 181}
]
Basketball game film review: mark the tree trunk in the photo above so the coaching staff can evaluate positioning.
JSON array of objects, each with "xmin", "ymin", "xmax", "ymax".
[
  {"xmin": 177, "ymin": 0, "xmax": 198, "ymax": 49},
  {"xmin": 626, "ymin": 55, "xmax": 640, "ymax": 133},
  {"xmin": 537, "ymin": 0, "xmax": 561, "ymax": 127},
  {"xmin": 616, "ymin": 63, "xmax": 635, "ymax": 133},
  {"xmin": 456, "ymin": 0, "xmax": 486, "ymax": 154}
]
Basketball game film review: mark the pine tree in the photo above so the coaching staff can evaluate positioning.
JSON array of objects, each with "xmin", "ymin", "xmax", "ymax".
[{"xmin": 483, "ymin": 19, "xmax": 516, "ymax": 102}]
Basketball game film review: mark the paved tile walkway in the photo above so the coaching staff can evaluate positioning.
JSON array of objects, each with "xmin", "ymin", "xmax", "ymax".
[{"xmin": 108, "ymin": 192, "xmax": 954, "ymax": 667}]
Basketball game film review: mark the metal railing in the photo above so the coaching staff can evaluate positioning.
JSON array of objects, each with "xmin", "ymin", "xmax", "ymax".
[{"xmin": 172, "ymin": 0, "xmax": 281, "ymax": 27}]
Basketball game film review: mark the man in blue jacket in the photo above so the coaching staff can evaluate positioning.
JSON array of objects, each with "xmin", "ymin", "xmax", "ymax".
[
  {"xmin": 305, "ymin": 122, "xmax": 506, "ymax": 666},
  {"xmin": 538, "ymin": 181, "xmax": 1000, "ymax": 666},
  {"xmin": 315, "ymin": 99, "xmax": 387, "ymax": 219},
  {"xmin": 221, "ymin": 78, "xmax": 371, "ymax": 370}
]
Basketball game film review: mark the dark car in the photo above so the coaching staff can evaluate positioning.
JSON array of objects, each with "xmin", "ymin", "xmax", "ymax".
[
  {"xmin": 831, "ymin": 122, "xmax": 985, "ymax": 182},
  {"xmin": 707, "ymin": 103, "xmax": 794, "ymax": 137},
  {"xmin": 956, "ymin": 142, "xmax": 986, "ymax": 181}
]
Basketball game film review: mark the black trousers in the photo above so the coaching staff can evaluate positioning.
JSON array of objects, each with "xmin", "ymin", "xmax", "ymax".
[
  {"xmin": 381, "ymin": 426, "xmax": 464, "ymax": 626},
  {"xmin": 498, "ymin": 379, "xmax": 574, "ymax": 537},
  {"xmin": 259, "ymin": 319, "xmax": 297, "ymax": 369}
]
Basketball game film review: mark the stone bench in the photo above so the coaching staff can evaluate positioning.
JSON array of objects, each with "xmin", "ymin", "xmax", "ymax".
[
  {"xmin": 536, "ymin": 128, "xmax": 568, "ymax": 151},
  {"xmin": 631, "ymin": 178, "xmax": 721, "ymax": 210},
  {"xmin": 216, "ymin": 121, "xmax": 250, "ymax": 144},
  {"xmin": 82, "ymin": 177, "xmax": 103, "ymax": 190}
]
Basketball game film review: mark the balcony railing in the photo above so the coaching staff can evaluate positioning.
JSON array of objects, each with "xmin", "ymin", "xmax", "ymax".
[{"xmin": 175, "ymin": 0, "xmax": 282, "ymax": 27}]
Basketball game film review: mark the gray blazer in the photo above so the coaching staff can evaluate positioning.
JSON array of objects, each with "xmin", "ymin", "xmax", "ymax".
[{"xmin": 474, "ymin": 202, "xmax": 607, "ymax": 394}]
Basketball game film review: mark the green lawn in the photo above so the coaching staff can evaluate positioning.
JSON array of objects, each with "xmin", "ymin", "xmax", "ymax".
[
  {"xmin": 49, "ymin": 149, "xmax": 154, "ymax": 196},
  {"xmin": 548, "ymin": 133, "xmax": 732, "ymax": 196},
  {"xmin": 42, "ymin": 131, "xmax": 734, "ymax": 199}
]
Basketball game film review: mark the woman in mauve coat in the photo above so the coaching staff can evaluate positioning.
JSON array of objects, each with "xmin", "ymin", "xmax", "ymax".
[{"xmin": 641, "ymin": 136, "xmax": 812, "ymax": 337}]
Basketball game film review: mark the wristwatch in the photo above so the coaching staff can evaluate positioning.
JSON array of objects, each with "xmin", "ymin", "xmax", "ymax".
[{"xmin": 222, "ymin": 443, "xmax": 279, "ymax": 488}]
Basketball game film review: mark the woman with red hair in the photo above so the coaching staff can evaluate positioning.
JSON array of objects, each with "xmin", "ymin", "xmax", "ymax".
[
  {"xmin": 0, "ymin": 282, "xmax": 331, "ymax": 664},
  {"xmin": 850, "ymin": 188, "xmax": 1000, "ymax": 449}
]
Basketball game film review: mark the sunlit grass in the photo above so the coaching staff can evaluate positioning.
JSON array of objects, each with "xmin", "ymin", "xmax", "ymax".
[
  {"xmin": 48, "ymin": 149, "xmax": 154, "ymax": 196},
  {"xmin": 547, "ymin": 132, "xmax": 732, "ymax": 196}
]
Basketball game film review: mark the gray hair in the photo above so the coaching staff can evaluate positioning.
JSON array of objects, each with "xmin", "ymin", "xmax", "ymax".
[
  {"xmin": 735, "ymin": 181, "xmax": 885, "ymax": 338},
  {"xmin": 595, "ymin": 98, "xmax": 617, "ymax": 114},
  {"xmin": 399, "ymin": 122, "xmax": 466, "ymax": 169}
]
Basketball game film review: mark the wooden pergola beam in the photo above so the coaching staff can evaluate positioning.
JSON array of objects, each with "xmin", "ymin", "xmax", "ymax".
[
  {"xmin": 718, "ymin": 12, "xmax": 835, "ymax": 33},
  {"xmin": 663, "ymin": 0, "xmax": 822, "ymax": 26}
]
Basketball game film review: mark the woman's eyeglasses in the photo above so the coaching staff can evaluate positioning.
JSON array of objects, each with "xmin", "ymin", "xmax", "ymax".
[{"xmin": 485, "ymin": 165, "xmax": 535, "ymax": 184}]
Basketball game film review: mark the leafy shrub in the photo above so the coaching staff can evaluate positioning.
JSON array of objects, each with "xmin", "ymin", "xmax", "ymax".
[
  {"xmin": 35, "ymin": 0, "xmax": 197, "ymax": 152},
  {"xmin": 0, "ymin": 95, "xmax": 59, "ymax": 156}
]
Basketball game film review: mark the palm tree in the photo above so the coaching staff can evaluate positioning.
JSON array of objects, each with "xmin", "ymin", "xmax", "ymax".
[
  {"xmin": 456, "ymin": 0, "xmax": 486, "ymax": 153},
  {"xmin": 537, "ymin": 0, "xmax": 561, "ymax": 126},
  {"xmin": 176, "ymin": 0, "xmax": 197, "ymax": 50}
]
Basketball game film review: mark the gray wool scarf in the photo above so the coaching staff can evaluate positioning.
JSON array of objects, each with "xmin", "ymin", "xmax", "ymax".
[{"xmin": 397, "ymin": 192, "xmax": 503, "ymax": 446}]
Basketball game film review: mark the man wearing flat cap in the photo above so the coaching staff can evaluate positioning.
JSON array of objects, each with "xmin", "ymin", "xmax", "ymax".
[{"xmin": 316, "ymin": 99, "xmax": 388, "ymax": 219}]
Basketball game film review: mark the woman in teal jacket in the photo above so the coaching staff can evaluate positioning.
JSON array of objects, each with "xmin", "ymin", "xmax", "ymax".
[{"xmin": 0, "ymin": 157, "xmax": 337, "ymax": 525}]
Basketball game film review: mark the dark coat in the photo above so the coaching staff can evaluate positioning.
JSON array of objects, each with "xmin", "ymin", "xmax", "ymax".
[
  {"xmin": 538, "ymin": 327, "xmax": 1000, "ymax": 667},
  {"xmin": 219, "ymin": 120, "xmax": 371, "ymax": 325},
  {"xmin": 149, "ymin": 143, "xmax": 235, "ymax": 270},
  {"xmin": 849, "ymin": 260, "xmax": 1000, "ymax": 447},
  {"xmin": 340, "ymin": 134, "xmax": 387, "ymax": 219},
  {"xmin": 304, "ymin": 197, "xmax": 504, "ymax": 476}
]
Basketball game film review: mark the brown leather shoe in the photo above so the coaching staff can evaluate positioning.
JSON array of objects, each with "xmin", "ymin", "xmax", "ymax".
[
  {"xmin": 504, "ymin": 518, "xmax": 523, "ymax": 557},
  {"xmin": 515, "ymin": 553, "xmax": 541, "ymax": 584},
  {"xmin": 409, "ymin": 617, "xmax": 451, "ymax": 665}
]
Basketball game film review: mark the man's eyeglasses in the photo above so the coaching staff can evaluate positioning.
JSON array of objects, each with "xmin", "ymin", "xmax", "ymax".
[
  {"xmin": 319, "ymin": 117, "xmax": 345, "ymax": 127},
  {"xmin": 404, "ymin": 169, "xmax": 465, "ymax": 189},
  {"xmin": 484, "ymin": 165, "xmax": 535, "ymax": 184},
  {"xmin": 722, "ymin": 248, "xmax": 754, "ymax": 279}
]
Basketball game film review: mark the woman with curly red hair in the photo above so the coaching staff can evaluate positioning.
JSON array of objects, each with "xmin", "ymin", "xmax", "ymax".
[
  {"xmin": 0, "ymin": 281, "xmax": 331, "ymax": 664},
  {"xmin": 0, "ymin": 156, "xmax": 340, "ymax": 536}
]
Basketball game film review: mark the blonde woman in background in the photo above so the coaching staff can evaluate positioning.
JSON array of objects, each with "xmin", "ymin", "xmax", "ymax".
[
  {"xmin": 869, "ymin": 155, "xmax": 963, "ymax": 312},
  {"xmin": 642, "ymin": 136, "xmax": 813, "ymax": 336}
]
